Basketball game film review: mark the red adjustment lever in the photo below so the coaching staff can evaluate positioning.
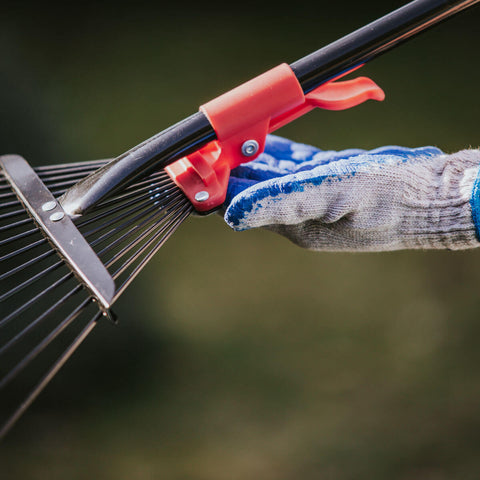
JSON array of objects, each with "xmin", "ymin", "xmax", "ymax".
[{"xmin": 166, "ymin": 63, "xmax": 384, "ymax": 213}]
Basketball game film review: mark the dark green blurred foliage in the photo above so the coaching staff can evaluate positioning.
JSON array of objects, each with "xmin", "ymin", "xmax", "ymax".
[{"xmin": 1, "ymin": 1, "xmax": 480, "ymax": 479}]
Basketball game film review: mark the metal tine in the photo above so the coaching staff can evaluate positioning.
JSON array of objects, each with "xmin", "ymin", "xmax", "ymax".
[
  {"xmin": 0, "ymin": 203, "xmax": 189, "ymax": 389},
  {"xmin": 112, "ymin": 203, "xmax": 192, "ymax": 301},
  {"xmin": 1, "ymin": 164, "xmax": 167, "ymax": 201},
  {"xmin": 80, "ymin": 189, "xmax": 183, "ymax": 247},
  {"xmin": 0, "ymin": 166, "xmax": 191, "ymax": 440},
  {"xmin": 0, "ymin": 249, "xmax": 56, "ymax": 281},
  {"xmin": 108, "ymin": 199, "xmax": 190, "ymax": 276},
  {"xmin": 97, "ymin": 194, "xmax": 187, "ymax": 264},
  {"xmin": 39, "ymin": 168, "xmax": 110, "ymax": 192},
  {"xmin": 40, "ymin": 165, "xmax": 102, "ymax": 177},
  {"xmin": 82, "ymin": 196, "xmax": 171, "ymax": 247},
  {"xmin": 86, "ymin": 175, "xmax": 177, "ymax": 212},
  {"xmin": 77, "ymin": 189, "xmax": 176, "ymax": 224},
  {"xmin": 0, "ymin": 271, "xmax": 74, "ymax": 329},
  {"xmin": 105, "ymin": 169, "xmax": 169, "ymax": 190},
  {"xmin": 0, "ymin": 227, "xmax": 41, "ymax": 247},
  {"xmin": 0, "ymin": 260, "xmax": 63, "ymax": 302},
  {"xmin": 0, "ymin": 198, "xmax": 182, "ymax": 355},
  {"xmin": 0, "ymin": 180, "xmax": 178, "ymax": 288},
  {"xmin": 0, "ymin": 189, "xmax": 20, "ymax": 200},
  {"xmin": 0, "ymin": 183, "xmax": 14, "ymax": 192},
  {"xmin": 1, "ymin": 195, "xmax": 180, "ymax": 298},
  {"xmin": 1, "ymin": 194, "xmax": 180, "ymax": 301},
  {"xmin": 87, "ymin": 205, "xmax": 181, "ymax": 274},
  {"xmin": 0, "ymin": 217, "xmax": 34, "ymax": 233},
  {"xmin": 91, "ymin": 171, "xmax": 171, "ymax": 207},
  {"xmin": 78, "ymin": 187, "xmax": 182, "ymax": 237},
  {"xmin": 43, "ymin": 168, "xmax": 148, "ymax": 190},
  {"xmin": 0, "ymin": 238, "xmax": 48, "ymax": 263},
  {"xmin": 90, "ymin": 184, "xmax": 176, "ymax": 219},
  {"xmin": 0, "ymin": 285, "xmax": 85, "ymax": 364},
  {"xmin": 0, "ymin": 181, "xmax": 169, "ymax": 243},
  {"xmin": 0, "ymin": 208, "xmax": 26, "ymax": 220},
  {"xmin": 75, "ymin": 186, "xmax": 172, "ymax": 231},
  {"xmin": 42, "ymin": 167, "xmax": 167, "ymax": 188},
  {"xmin": 0, "ymin": 312, "xmax": 100, "ymax": 440},
  {"xmin": 0, "ymin": 199, "xmax": 23, "ymax": 209},
  {"xmin": 0, "ymin": 178, "xmax": 173, "ymax": 243},
  {"xmin": 97, "ymin": 191, "xmax": 185, "ymax": 244},
  {"xmin": 73, "ymin": 171, "xmax": 172, "ymax": 218},
  {"xmin": 0, "ymin": 159, "xmax": 103, "ymax": 203},
  {"xmin": 40, "ymin": 168, "xmax": 106, "ymax": 184},
  {"xmin": 91, "ymin": 175, "xmax": 173, "ymax": 211},
  {"xmin": 35, "ymin": 159, "xmax": 108, "ymax": 173},
  {"xmin": 36, "ymin": 164, "xmax": 164, "ymax": 186},
  {"xmin": 43, "ymin": 178, "xmax": 101, "ymax": 191}
]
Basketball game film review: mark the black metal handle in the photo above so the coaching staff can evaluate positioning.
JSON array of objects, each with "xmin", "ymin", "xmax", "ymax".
[
  {"xmin": 60, "ymin": 112, "xmax": 215, "ymax": 217},
  {"xmin": 291, "ymin": 0, "xmax": 479, "ymax": 93},
  {"xmin": 60, "ymin": 0, "xmax": 480, "ymax": 217}
]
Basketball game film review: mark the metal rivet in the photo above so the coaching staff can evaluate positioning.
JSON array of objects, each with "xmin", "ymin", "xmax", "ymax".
[
  {"xmin": 50, "ymin": 211, "xmax": 65, "ymax": 222},
  {"xmin": 241, "ymin": 140, "xmax": 259, "ymax": 157},
  {"xmin": 195, "ymin": 191, "xmax": 209, "ymax": 202},
  {"xmin": 42, "ymin": 201, "xmax": 57, "ymax": 212}
]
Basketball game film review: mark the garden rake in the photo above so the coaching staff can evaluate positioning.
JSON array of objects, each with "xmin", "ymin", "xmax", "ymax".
[{"xmin": 1, "ymin": 0, "xmax": 478, "ymax": 438}]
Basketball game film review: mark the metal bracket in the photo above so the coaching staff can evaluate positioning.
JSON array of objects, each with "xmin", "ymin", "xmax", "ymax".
[{"xmin": 0, "ymin": 155, "xmax": 115, "ymax": 311}]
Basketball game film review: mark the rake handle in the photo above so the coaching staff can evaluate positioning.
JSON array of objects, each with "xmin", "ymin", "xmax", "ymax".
[
  {"xmin": 59, "ymin": 0, "xmax": 480, "ymax": 217},
  {"xmin": 292, "ymin": 0, "xmax": 479, "ymax": 93}
]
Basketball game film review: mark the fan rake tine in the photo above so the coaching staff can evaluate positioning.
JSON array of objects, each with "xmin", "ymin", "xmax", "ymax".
[
  {"xmin": 0, "ymin": 227, "xmax": 41, "ymax": 247},
  {"xmin": 81, "ymin": 190, "xmax": 184, "ymax": 242},
  {"xmin": 35, "ymin": 159, "xmax": 108, "ymax": 174},
  {"xmin": 0, "ymin": 199, "xmax": 24, "ymax": 209},
  {"xmin": 0, "ymin": 287, "xmax": 87, "ymax": 384},
  {"xmin": 0, "ymin": 260, "xmax": 64, "ymax": 302},
  {"xmin": 91, "ymin": 176, "xmax": 173, "ymax": 211},
  {"xmin": 0, "ymin": 238, "xmax": 48, "ymax": 262},
  {"xmin": 0, "ymin": 158, "xmax": 194, "ymax": 440},
  {"xmin": 0, "ymin": 271, "xmax": 74, "ymax": 329},
  {"xmin": 0, "ymin": 208, "xmax": 29, "ymax": 221},
  {"xmin": 40, "ymin": 169, "xmax": 107, "ymax": 184},
  {"xmin": 97, "ymin": 195, "xmax": 187, "ymax": 264},
  {"xmin": 0, "ymin": 313, "xmax": 100, "ymax": 440},
  {"xmin": 0, "ymin": 217, "xmax": 34, "ymax": 233},
  {"xmin": 76, "ymin": 188, "xmax": 175, "ymax": 233},
  {"xmin": 0, "ymin": 249, "xmax": 55, "ymax": 280},
  {"xmin": 112, "ymin": 203, "xmax": 192, "ymax": 301}
]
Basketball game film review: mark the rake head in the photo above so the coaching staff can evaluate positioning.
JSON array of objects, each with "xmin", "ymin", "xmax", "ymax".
[{"xmin": 0, "ymin": 154, "xmax": 193, "ymax": 438}]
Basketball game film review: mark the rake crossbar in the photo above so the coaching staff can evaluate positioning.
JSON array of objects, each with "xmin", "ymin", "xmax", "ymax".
[{"xmin": 0, "ymin": 155, "xmax": 115, "ymax": 310}]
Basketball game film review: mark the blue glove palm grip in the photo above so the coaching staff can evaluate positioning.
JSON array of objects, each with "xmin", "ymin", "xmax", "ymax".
[{"xmin": 225, "ymin": 135, "xmax": 444, "ymax": 229}]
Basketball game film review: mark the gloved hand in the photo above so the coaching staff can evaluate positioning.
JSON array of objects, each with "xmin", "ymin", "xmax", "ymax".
[{"xmin": 224, "ymin": 135, "xmax": 480, "ymax": 251}]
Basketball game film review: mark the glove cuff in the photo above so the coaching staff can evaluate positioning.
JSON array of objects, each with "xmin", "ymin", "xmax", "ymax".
[{"xmin": 470, "ymin": 163, "xmax": 480, "ymax": 242}]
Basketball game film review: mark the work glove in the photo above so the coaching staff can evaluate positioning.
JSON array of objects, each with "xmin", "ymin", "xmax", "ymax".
[{"xmin": 224, "ymin": 135, "xmax": 480, "ymax": 251}]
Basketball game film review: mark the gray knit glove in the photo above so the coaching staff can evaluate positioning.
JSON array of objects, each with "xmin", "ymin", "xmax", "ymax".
[{"xmin": 224, "ymin": 135, "xmax": 480, "ymax": 251}]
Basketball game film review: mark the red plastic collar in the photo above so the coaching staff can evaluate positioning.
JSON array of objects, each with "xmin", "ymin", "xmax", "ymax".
[{"xmin": 166, "ymin": 63, "xmax": 384, "ymax": 212}]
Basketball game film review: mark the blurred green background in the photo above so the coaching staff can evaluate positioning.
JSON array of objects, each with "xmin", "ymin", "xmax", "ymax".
[{"xmin": 1, "ymin": 1, "xmax": 480, "ymax": 479}]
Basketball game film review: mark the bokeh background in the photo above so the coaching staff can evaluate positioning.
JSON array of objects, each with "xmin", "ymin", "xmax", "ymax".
[{"xmin": 1, "ymin": 1, "xmax": 480, "ymax": 478}]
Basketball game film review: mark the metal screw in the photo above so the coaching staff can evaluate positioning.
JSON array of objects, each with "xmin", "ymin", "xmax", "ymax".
[
  {"xmin": 50, "ymin": 211, "xmax": 65, "ymax": 222},
  {"xmin": 42, "ymin": 201, "xmax": 57, "ymax": 212},
  {"xmin": 241, "ymin": 140, "xmax": 259, "ymax": 157},
  {"xmin": 195, "ymin": 191, "xmax": 210, "ymax": 202}
]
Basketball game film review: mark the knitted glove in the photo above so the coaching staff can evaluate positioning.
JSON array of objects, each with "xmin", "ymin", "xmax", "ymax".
[{"xmin": 224, "ymin": 135, "xmax": 480, "ymax": 251}]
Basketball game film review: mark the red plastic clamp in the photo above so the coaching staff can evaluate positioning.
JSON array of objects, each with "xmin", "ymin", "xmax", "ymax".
[{"xmin": 166, "ymin": 63, "xmax": 384, "ymax": 212}]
